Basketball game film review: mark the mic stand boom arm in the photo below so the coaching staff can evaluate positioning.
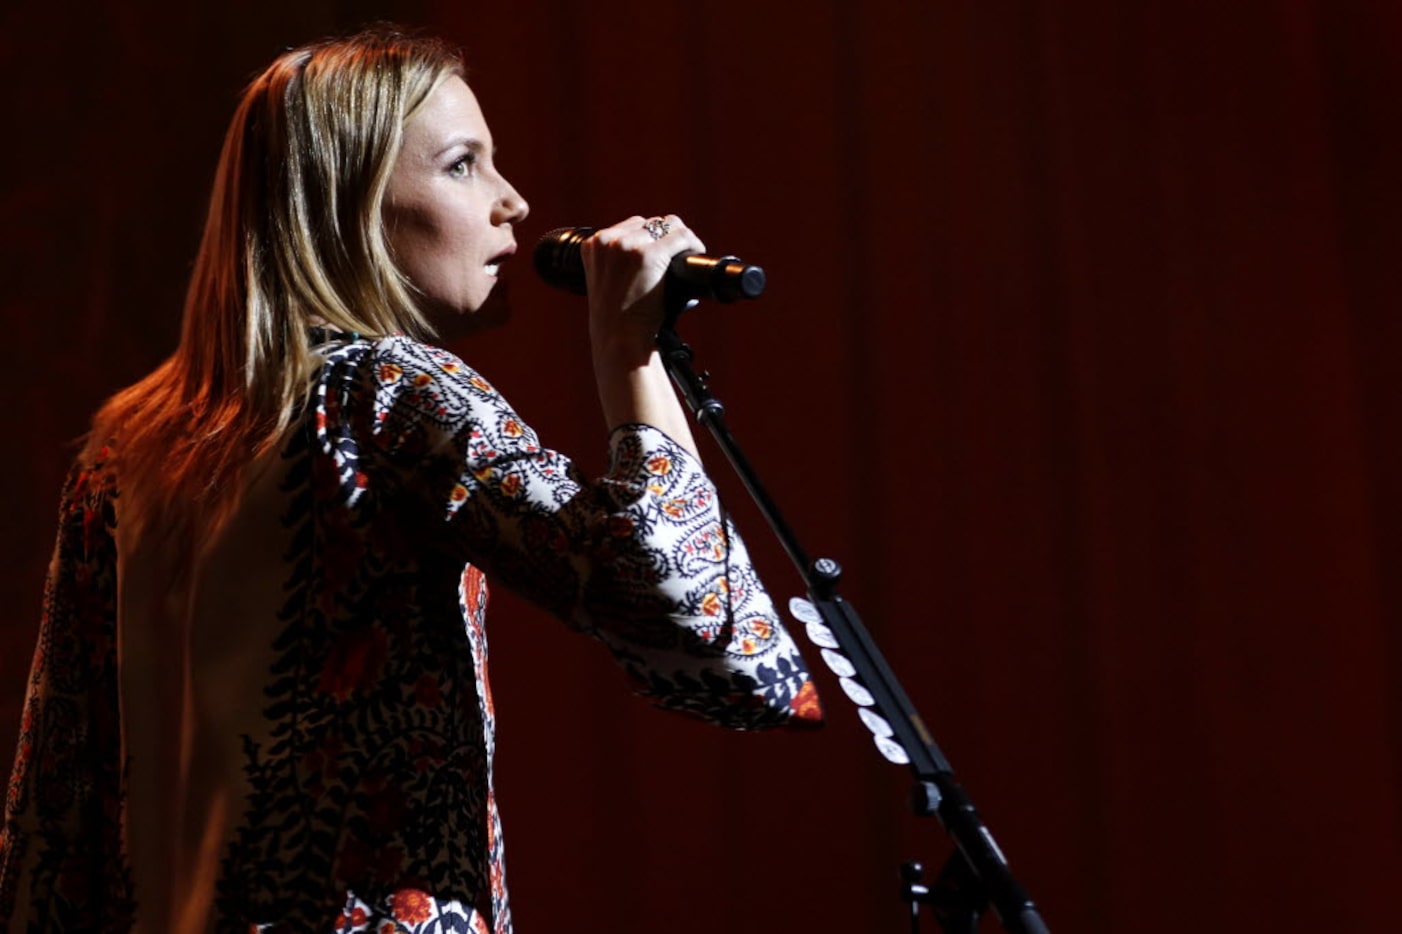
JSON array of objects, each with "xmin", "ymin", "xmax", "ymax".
[{"xmin": 655, "ymin": 296, "xmax": 1050, "ymax": 934}]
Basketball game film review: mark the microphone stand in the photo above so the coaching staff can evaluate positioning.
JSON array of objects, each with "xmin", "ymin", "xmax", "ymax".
[{"xmin": 656, "ymin": 288, "xmax": 1051, "ymax": 934}]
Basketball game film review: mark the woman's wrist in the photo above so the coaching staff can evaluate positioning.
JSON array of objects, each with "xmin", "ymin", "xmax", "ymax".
[
  {"xmin": 589, "ymin": 326, "xmax": 662, "ymax": 370},
  {"xmin": 591, "ymin": 344, "xmax": 700, "ymax": 458}
]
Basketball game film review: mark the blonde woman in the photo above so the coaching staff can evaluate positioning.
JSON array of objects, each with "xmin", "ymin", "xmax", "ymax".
[{"xmin": 0, "ymin": 26, "xmax": 820, "ymax": 934}]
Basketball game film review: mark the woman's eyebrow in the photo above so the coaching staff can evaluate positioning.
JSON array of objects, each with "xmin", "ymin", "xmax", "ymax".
[{"xmin": 434, "ymin": 137, "xmax": 495, "ymax": 160}]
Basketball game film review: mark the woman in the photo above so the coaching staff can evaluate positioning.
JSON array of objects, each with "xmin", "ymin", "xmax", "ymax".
[{"xmin": 0, "ymin": 26, "xmax": 820, "ymax": 934}]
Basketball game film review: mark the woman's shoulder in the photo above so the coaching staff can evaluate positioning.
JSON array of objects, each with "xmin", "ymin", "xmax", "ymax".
[
  {"xmin": 316, "ymin": 332, "xmax": 530, "ymax": 459},
  {"xmin": 317, "ymin": 332, "xmax": 499, "ymax": 401}
]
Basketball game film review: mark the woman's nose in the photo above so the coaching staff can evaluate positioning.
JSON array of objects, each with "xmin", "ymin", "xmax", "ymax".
[{"xmin": 496, "ymin": 179, "xmax": 528, "ymax": 225}]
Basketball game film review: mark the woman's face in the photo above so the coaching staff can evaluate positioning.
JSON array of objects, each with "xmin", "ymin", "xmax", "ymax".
[{"xmin": 383, "ymin": 76, "xmax": 528, "ymax": 323}]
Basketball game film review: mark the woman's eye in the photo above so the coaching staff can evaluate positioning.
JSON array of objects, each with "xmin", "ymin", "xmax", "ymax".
[{"xmin": 448, "ymin": 153, "xmax": 477, "ymax": 178}]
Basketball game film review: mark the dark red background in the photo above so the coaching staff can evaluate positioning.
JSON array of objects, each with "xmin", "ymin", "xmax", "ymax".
[{"xmin": 3, "ymin": 2, "xmax": 1399, "ymax": 931}]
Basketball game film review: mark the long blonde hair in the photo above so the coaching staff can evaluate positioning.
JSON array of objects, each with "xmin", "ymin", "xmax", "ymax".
[{"xmin": 85, "ymin": 26, "xmax": 462, "ymax": 514}]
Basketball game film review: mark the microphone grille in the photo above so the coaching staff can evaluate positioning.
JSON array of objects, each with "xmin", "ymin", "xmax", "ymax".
[{"xmin": 533, "ymin": 226, "xmax": 595, "ymax": 296}]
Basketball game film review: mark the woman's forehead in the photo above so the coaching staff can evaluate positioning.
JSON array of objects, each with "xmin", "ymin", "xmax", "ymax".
[{"xmin": 404, "ymin": 76, "xmax": 492, "ymax": 152}]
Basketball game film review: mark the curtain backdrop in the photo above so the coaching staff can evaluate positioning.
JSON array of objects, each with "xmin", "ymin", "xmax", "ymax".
[{"xmin": 2, "ymin": 2, "xmax": 1398, "ymax": 931}]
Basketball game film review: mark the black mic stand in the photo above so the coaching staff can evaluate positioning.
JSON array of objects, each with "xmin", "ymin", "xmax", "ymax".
[{"xmin": 656, "ymin": 284, "xmax": 1051, "ymax": 934}]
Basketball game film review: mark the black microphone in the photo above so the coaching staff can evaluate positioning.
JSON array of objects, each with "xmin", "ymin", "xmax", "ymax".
[{"xmin": 533, "ymin": 226, "xmax": 767, "ymax": 303}]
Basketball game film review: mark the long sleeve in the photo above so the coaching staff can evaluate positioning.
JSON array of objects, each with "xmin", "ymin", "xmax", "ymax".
[
  {"xmin": 319, "ymin": 335, "xmax": 822, "ymax": 730},
  {"xmin": 0, "ymin": 457, "xmax": 135, "ymax": 931}
]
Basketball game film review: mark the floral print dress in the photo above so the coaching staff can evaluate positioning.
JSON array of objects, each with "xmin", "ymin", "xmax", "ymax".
[{"xmin": 0, "ymin": 333, "xmax": 822, "ymax": 933}]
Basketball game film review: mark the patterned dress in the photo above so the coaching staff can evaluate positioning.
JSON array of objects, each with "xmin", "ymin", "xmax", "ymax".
[{"xmin": 0, "ymin": 332, "xmax": 822, "ymax": 933}]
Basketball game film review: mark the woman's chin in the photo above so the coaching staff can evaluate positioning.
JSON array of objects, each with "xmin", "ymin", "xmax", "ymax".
[{"xmin": 429, "ymin": 282, "xmax": 512, "ymax": 340}]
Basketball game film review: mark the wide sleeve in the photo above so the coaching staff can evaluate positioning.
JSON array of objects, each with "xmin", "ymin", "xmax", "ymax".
[
  {"xmin": 0, "ymin": 456, "xmax": 135, "ymax": 931},
  {"xmin": 320, "ymin": 336, "xmax": 822, "ymax": 730}
]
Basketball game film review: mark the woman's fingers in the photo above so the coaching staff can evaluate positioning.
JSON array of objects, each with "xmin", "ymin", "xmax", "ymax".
[
  {"xmin": 587, "ymin": 215, "xmax": 704, "ymax": 257},
  {"xmin": 634, "ymin": 214, "xmax": 705, "ymax": 257},
  {"xmin": 581, "ymin": 215, "xmax": 706, "ymax": 335}
]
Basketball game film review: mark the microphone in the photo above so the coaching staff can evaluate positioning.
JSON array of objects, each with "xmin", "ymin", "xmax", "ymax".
[{"xmin": 533, "ymin": 226, "xmax": 767, "ymax": 303}]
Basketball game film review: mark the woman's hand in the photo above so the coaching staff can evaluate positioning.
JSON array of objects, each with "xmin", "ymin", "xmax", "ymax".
[
  {"xmin": 579, "ymin": 215, "xmax": 705, "ymax": 359},
  {"xmin": 578, "ymin": 215, "xmax": 704, "ymax": 457}
]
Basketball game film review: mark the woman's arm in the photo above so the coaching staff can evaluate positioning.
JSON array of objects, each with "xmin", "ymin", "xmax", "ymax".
[
  {"xmin": 581, "ymin": 215, "xmax": 703, "ymax": 458},
  {"xmin": 328, "ymin": 333, "xmax": 821, "ymax": 730}
]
